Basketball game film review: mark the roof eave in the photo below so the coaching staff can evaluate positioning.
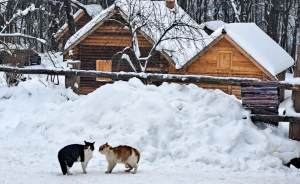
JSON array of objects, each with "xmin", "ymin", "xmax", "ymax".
[{"xmin": 63, "ymin": 8, "xmax": 117, "ymax": 55}]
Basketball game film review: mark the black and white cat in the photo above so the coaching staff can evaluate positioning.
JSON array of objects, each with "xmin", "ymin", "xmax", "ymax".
[{"xmin": 58, "ymin": 141, "xmax": 95, "ymax": 175}]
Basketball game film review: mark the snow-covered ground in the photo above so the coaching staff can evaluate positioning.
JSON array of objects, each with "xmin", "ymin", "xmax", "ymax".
[{"xmin": 0, "ymin": 55, "xmax": 300, "ymax": 183}]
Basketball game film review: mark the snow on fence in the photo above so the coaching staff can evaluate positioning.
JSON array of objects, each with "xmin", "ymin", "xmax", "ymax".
[{"xmin": 0, "ymin": 65, "xmax": 300, "ymax": 90}]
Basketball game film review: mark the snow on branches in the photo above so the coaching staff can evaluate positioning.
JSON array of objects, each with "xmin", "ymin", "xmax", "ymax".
[
  {"xmin": 1, "ymin": 4, "xmax": 39, "ymax": 33},
  {"xmin": 229, "ymin": 0, "xmax": 240, "ymax": 22},
  {"xmin": 0, "ymin": 3, "xmax": 46, "ymax": 55}
]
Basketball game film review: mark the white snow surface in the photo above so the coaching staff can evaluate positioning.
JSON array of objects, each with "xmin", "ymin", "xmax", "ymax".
[
  {"xmin": 1, "ymin": 74, "xmax": 300, "ymax": 183},
  {"xmin": 200, "ymin": 20, "xmax": 226, "ymax": 32},
  {"xmin": 212, "ymin": 23, "xmax": 294, "ymax": 76},
  {"xmin": 65, "ymin": 0, "xmax": 211, "ymax": 69},
  {"xmin": 83, "ymin": 4, "xmax": 103, "ymax": 17}
]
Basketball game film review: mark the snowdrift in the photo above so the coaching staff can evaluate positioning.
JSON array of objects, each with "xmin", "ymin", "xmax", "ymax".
[{"xmin": 0, "ymin": 78, "xmax": 299, "ymax": 172}]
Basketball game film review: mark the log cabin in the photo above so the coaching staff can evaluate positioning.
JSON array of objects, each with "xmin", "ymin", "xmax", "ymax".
[
  {"xmin": 177, "ymin": 23, "xmax": 295, "ymax": 98},
  {"xmin": 63, "ymin": 0, "xmax": 210, "ymax": 94},
  {"xmin": 0, "ymin": 44, "xmax": 41, "ymax": 67},
  {"xmin": 62, "ymin": 0, "xmax": 294, "ymax": 98}
]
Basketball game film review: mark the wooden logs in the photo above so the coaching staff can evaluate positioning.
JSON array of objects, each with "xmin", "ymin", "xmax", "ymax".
[{"xmin": 241, "ymin": 82, "xmax": 280, "ymax": 115}]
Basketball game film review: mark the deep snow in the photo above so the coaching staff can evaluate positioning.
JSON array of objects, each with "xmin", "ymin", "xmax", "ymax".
[{"xmin": 0, "ymin": 74, "xmax": 300, "ymax": 183}]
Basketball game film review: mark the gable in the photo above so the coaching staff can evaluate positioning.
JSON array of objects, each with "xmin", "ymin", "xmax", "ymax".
[
  {"xmin": 185, "ymin": 37, "xmax": 273, "ymax": 80},
  {"xmin": 80, "ymin": 14, "xmax": 152, "ymax": 49}
]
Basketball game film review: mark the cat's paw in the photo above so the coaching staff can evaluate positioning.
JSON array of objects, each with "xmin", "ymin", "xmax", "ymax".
[
  {"xmin": 83, "ymin": 171, "xmax": 87, "ymax": 174},
  {"xmin": 67, "ymin": 172, "xmax": 73, "ymax": 175},
  {"xmin": 105, "ymin": 171, "xmax": 111, "ymax": 174}
]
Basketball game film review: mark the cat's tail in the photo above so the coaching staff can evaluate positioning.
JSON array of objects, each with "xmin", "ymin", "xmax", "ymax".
[
  {"xmin": 133, "ymin": 148, "xmax": 140, "ymax": 164},
  {"xmin": 58, "ymin": 153, "xmax": 67, "ymax": 175}
]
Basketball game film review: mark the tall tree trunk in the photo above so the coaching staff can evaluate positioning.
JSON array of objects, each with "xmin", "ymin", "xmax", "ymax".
[
  {"xmin": 265, "ymin": 0, "xmax": 281, "ymax": 42},
  {"xmin": 291, "ymin": 0, "xmax": 300, "ymax": 58},
  {"xmin": 63, "ymin": 0, "xmax": 76, "ymax": 36}
]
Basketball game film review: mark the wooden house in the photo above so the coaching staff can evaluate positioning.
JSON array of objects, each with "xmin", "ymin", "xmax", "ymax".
[
  {"xmin": 176, "ymin": 23, "xmax": 295, "ymax": 98},
  {"xmin": 62, "ymin": 0, "xmax": 294, "ymax": 98},
  {"xmin": 0, "ymin": 44, "xmax": 41, "ymax": 67},
  {"xmin": 63, "ymin": 0, "xmax": 209, "ymax": 94}
]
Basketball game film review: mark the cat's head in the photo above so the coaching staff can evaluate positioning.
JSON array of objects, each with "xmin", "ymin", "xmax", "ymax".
[
  {"xmin": 99, "ymin": 142, "xmax": 111, "ymax": 154},
  {"xmin": 84, "ymin": 141, "xmax": 95, "ymax": 151}
]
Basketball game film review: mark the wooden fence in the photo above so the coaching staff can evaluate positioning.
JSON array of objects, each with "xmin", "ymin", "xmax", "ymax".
[{"xmin": 0, "ymin": 66, "xmax": 299, "ymax": 90}]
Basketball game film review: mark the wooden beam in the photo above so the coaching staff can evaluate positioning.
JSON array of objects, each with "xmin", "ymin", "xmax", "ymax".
[
  {"xmin": 250, "ymin": 114, "xmax": 300, "ymax": 123},
  {"xmin": 0, "ymin": 66, "xmax": 300, "ymax": 90}
]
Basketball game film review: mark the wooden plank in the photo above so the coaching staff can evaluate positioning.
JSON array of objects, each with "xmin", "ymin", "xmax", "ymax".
[
  {"xmin": 289, "ymin": 123, "xmax": 300, "ymax": 141},
  {"xmin": 251, "ymin": 114, "xmax": 300, "ymax": 123}
]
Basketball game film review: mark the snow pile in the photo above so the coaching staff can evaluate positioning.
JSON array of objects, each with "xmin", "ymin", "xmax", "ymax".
[
  {"xmin": 0, "ymin": 78, "xmax": 299, "ymax": 172},
  {"xmin": 0, "ymin": 72, "xmax": 6, "ymax": 87},
  {"xmin": 0, "ymin": 78, "xmax": 77, "ymax": 133}
]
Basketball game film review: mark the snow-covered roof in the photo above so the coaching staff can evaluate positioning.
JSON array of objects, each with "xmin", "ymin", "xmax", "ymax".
[
  {"xmin": 225, "ymin": 23, "xmax": 294, "ymax": 76},
  {"xmin": 200, "ymin": 20, "xmax": 225, "ymax": 32},
  {"xmin": 54, "ymin": 4, "xmax": 102, "ymax": 40},
  {"xmin": 83, "ymin": 4, "xmax": 103, "ymax": 17},
  {"xmin": 64, "ymin": 0, "xmax": 211, "ymax": 69},
  {"xmin": 205, "ymin": 23, "xmax": 294, "ymax": 77}
]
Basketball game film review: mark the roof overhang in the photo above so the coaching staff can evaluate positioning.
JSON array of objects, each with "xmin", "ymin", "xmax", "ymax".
[{"xmin": 54, "ymin": 9, "xmax": 86, "ymax": 41}]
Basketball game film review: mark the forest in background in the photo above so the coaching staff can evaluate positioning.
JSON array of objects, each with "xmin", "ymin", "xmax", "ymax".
[{"xmin": 0, "ymin": 0, "xmax": 299, "ymax": 58}]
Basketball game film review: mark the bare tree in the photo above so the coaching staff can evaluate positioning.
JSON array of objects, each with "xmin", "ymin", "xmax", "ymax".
[{"xmin": 110, "ymin": 0, "xmax": 206, "ymax": 72}]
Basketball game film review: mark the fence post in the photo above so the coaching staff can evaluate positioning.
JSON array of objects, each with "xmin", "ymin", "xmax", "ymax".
[
  {"xmin": 293, "ymin": 44, "xmax": 300, "ymax": 112},
  {"xmin": 290, "ymin": 44, "xmax": 300, "ymax": 141}
]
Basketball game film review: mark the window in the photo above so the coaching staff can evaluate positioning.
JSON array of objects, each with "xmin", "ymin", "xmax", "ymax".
[
  {"xmin": 96, "ymin": 60, "xmax": 112, "ymax": 81},
  {"xmin": 217, "ymin": 52, "xmax": 232, "ymax": 69}
]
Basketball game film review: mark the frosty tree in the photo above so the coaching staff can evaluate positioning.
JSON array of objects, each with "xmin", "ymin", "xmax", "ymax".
[
  {"xmin": 0, "ymin": 3, "xmax": 46, "ymax": 53},
  {"xmin": 110, "ymin": 0, "xmax": 207, "ymax": 72}
]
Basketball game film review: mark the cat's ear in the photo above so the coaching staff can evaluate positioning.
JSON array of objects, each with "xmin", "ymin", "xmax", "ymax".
[
  {"xmin": 92, "ymin": 142, "xmax": 95, "ymax": 145},
  {"xmin": 105, "ymin": 142, "xmax": 108, "ymax": 145},
  {"xmin": 84, "ymin": 140, "xmax": 88, "ymax": 144}
]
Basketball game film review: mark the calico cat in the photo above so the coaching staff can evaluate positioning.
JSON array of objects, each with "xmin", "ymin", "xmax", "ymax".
[
  {"xmin": 58, "ymin": 141, "xmax": 95, "ymax": 175},
  {"xmin": 99, "ymin": 143, "xmax": 140, "ymax": 174}
]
